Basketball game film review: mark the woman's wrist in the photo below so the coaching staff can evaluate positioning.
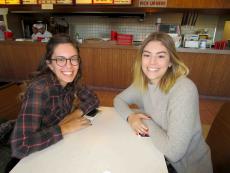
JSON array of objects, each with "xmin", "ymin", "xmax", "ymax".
[
  {"xmin": 127, "ymin": 114, "xmax": 134, "ymax": 123},
  {"xmin": 75, "ymin": 108, "xmax": 83, "ymax": 116},
  {"xmin": 59, "ymin": 124, "xmax": 68, "ymax": 135}
]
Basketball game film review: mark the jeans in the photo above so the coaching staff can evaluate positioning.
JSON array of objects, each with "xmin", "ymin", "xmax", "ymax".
[
  {"xmin": 4, "ymin": 158, "xmax": 20, "ymax": 173},
  {"xmin": 165, "ymin": 157, "xmax": 177, "ymax": 173}
]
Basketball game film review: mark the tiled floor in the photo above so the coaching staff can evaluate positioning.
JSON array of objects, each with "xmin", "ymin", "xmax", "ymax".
[{"xmin": 94, "ymin": 90, "xmax": 226, "ymax": 138}]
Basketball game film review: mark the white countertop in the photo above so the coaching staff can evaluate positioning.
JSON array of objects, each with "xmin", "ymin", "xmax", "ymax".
[{"xmin": 11, "ymin": 107, "xmax": 168, "ymax": 173}]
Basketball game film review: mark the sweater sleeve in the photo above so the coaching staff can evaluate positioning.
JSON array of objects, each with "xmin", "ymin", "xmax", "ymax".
[
  {"xmin": 114, "ymin": 84, "xmax": 144, "ymax": 120},
  {"xmin": 145, "ymin": 79, "xmax": 200, "ymax": 162},
  {"xmin": 11, "ymin": 85, "xmax": 63, "ymax": 159},
  {"xmin": 77, "ymin": 86, "xmax": 99, "ymax": 114}
]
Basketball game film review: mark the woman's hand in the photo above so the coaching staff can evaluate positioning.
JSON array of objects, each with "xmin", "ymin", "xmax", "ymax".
[
  {"xmin": 58, "ymin": 109, "xmax": 92, "ymax": 135},
  {"xmin": 127, "ymin": 113, "xmax": 151, "ymax": 136},
  {"xmin": 59, "ymin": 109, "xmax": 83, "ymax": 125}
]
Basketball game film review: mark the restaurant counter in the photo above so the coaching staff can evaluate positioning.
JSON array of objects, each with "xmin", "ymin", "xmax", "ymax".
[
  {"xmin": 0, "ymin": 41, "xmax": 229, "ymax": 98},
  {"xmin": 81, "ymin": 41, "xmax": 230, "ymax": 55}
]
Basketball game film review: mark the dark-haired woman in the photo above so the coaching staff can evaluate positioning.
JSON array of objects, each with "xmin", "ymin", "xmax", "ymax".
[{"xmin": 6, "ymin": 34, "xmax": 99, "ymax": 172}]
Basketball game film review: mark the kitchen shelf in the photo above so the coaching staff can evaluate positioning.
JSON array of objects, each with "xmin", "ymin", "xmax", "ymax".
[{"xmin": 0, "ymin": 4, "xmax": 229, "ymax": 14}]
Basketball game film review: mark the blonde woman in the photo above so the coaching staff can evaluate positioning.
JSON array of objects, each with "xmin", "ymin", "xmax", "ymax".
[{"xmin": 114, "ymin": 32, "xmax": 212, "ymax": 173}]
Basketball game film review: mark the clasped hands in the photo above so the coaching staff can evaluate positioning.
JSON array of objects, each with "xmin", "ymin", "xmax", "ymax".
[
  {"xmin": 127, "ymin": 113, "xmax": 151, "ymax": 137},
  {"xmin": 58, "ymin": 109, "xmax": 92, "ymax": 135}
]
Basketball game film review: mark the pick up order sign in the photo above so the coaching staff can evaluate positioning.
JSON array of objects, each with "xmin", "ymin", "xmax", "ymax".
[{"xmin": 139, "ymin": 0, "xmax": 167, "ymax": 7}]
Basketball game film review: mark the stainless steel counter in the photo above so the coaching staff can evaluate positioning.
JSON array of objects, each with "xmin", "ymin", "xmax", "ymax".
[{"xmin": 177, "ymin": 48, "xmax": 230, "ymax": 55}]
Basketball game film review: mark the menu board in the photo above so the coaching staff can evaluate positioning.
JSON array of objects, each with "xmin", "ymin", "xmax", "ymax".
[
  {"xmin": 93, "ymin": 0, "xmax": 112, "ymax": 4},
  {"xmin": 75, "ymin": 0, "xmax": 92, "ymax": 4},
  {"xmin": 57, "ymin": 0, "xmax": 73, "ymax": 4},
  {"xmin": 37, "ymin": 0, "xmax": 73, "ymax": 4},
  {"xmin": 22, "ymin": 0, "xmax": 38, "ymax": 4},
  {"xmin": 77, "ymin": 0, "xmax": 131, "ymax": 4},
  {"xmin": 1, "ymin": 0, "xmax": 131, "ymax": 5},
  {"xmin": 114, "ymin": 0, "xmax": 131, "ymax": 4},
  {"xmin": 38, "ymin": 0, "xmax": 56, "ymax": 3},
  {"xmin": 0, "ymin": 0, "xmax": 5, "ymax": 4},
  {"xmin": 0, "ymin": 0, "xmax": 20, "ymax": 4}
]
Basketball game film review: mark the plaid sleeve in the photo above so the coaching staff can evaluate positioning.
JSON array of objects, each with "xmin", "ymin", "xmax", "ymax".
[
  {"xmin": 77, "ymin": 86, "xmax": 100, "ymax": 114},
  {"xmin": 11, "ymin": 85, "xmax": 63, "ymax": 159}
]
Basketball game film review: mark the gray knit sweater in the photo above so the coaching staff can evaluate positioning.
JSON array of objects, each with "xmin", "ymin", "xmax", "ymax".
[{"xmin": 114, "ymin": 76, "xmax": 213, "ymax": 173}]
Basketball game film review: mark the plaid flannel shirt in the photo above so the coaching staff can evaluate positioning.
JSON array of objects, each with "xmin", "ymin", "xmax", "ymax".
[{"xmin": 11, "ymin": 74, "xmax": 99, "ymax": 159}]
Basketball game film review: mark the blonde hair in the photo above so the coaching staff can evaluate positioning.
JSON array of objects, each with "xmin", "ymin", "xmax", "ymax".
[{"xmin": 133, "ymin": 32, "xmax": 189, "ymax": 93}]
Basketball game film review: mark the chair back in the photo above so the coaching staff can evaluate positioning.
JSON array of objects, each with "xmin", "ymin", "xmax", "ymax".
[
  {"xmin": 206, "ymin": 101, "xmax": 230, "ymax": 173},
  {"xmin": 0, "ymin": 83, "xmax": 21, "ymax": 120}
]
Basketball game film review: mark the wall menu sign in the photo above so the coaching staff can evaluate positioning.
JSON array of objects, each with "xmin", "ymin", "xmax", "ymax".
[
  {"xmin": 0, "ymin": 0, "xmax": 131, "ymax": 4},
  {"xmin": 75, "ymin": 0, "xmax": 92, "ymax": 4},
  {"xmin": 41, "ymin": 3, "xmax": 53, "ymax": 8},
  {"xmin": 22, "ymin": 0, "xmax": 38, "ymax": 4},
  {"xmin": 114, "ymin": 0, "xmax": 131, "ymax": 4},
  {"xmin": 139, "ymin": 0, "xmax": 167, "ymax": 7},
  {"xmin": 38, "ymin": 0, "xmax": 56, "ymax": 3},
  {"xmin": 76, "ymin": 0, "xmax": 131, "ymax": 4},
  {"xmin": 93, "ymin": 0, "xmax": 113, "ymax": 4},
  {"xmin": 0, "ymin": 0, "xmax": 5, "ymax": 4},
  {"xmin": 7, "ymin": 0, "xmax": 20, "ymax": 4},
  {"xmin": 0, "ymin": 0, "xmax": 20, "ymax": 4},
  {"xmin": 56, "ymin": 0, "xmax": 73, "ymax": 4},
  {"xmin": 23, "ymin": 0, "xmax": 72, "ymax": 4}
]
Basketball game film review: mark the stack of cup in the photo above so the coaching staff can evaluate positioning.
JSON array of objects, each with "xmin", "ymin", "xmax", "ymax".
[
  {"xmin": 0, "ymin": 21, "xmax": 5, "ymax": 40},
  {"xmin": 111, "ymin": 31, "xmax": 117, "ymax": 40}
]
